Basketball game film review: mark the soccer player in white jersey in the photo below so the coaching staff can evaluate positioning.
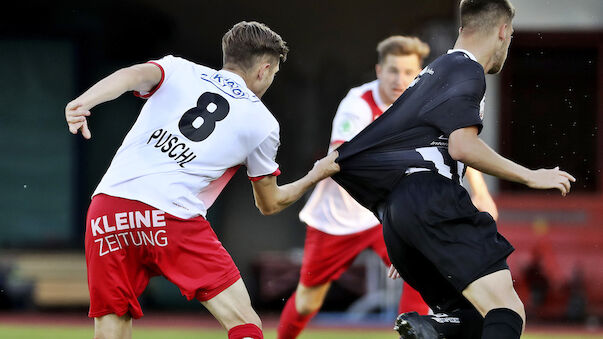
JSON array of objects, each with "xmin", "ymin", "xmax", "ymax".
[
  {"xmin": 64, "ymin": 21, "xmax": 339, "ymax": 339},
  {"xmin": 277, "ymin": 36, "xmax": 499, "ymax": 339}
]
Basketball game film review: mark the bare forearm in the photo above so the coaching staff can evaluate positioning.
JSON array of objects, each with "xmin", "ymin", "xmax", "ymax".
[
  {"xmin": 453, "ymin": 136, "xmax": 531, "ymax": 185},
  {"xmin": 252, "ymin": 151, "xmax": 340, "ymax": 215},
  {"xmin": 465, "ymin": 166, "xmax": 489, "ymax": 195},
  {"xmin": 449, "ymin": 127, "xmax": 575, "ymax": 195},
  {"xmin": 269, "ymin": 171, "xmax": 323, "ymax": 214},
  {"xmin": 74, "ymin": 69, "xmax": 141, "ymax": 109},
  {"xmin": 465, "ymin": 165, "xmax": 499, "ymax": 220},
  {"xmin": 66, "ymin": 63, "xmax": 161, "ymax": 139}
]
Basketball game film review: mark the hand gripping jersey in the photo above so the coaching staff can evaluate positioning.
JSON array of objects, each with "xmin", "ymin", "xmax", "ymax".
[
  {"xmin": 299, "ymin": 80, "xmax": 386, "ymax": 235},
  {"xmin": 93, "ymin": 55, "xmax": 281, "ymax": 219},
  {"xmin": 333, "ymin": 50, "xmax": 486, "ymax": 214}
]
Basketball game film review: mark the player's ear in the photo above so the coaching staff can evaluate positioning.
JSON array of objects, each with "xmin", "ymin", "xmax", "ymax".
[
  {"xmin": 375, "ymin": 63, "xmax": 382, "ymax": 78},
  {"xmin": 257, "ymin": 62, "xmax": 271, "ymax": 80},
  {"xmin": 498, "ymin": 23, "xmax": 508, "ymax": 41}
]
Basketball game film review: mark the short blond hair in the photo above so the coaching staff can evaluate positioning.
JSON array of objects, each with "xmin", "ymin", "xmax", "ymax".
[{"xmin": 376, "ymin": 36, "xmax": 430, "ymax": 64}]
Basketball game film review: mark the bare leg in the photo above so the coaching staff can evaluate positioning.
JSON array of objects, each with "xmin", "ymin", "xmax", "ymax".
[
  {"xmin": 94, "ymin": 313, "xmax": 132, "ymax": 339},
  {"xmin": 202, "ymin": 278, "xmax": 261, "ymax": 331},
  {"xmin": 277, "ymin": 281, "xmax": 331, "ymax": 339},
  {"xmin": 462, "ymin": 269, "xmax": 526, "ymax": 333},
  {"xmin": 294, "ymin": 282, "xmax": 331, "ymax": 315}
]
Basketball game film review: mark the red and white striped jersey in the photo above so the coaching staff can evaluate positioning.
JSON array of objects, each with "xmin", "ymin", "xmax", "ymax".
[
  {"xmin": 299, "ymin": 80, "xmax": 387, "ymax": 235},
  {"xmin": 94, "ymin": 55, "xmax": 281, "ymax": 219}
]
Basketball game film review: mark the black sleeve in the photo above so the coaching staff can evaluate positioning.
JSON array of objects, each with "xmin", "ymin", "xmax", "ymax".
[{"xmin": 422, "ymin": 77, "xmax": 484, "ymax": 136}]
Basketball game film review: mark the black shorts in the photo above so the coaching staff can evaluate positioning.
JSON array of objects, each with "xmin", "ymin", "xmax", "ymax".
[{"xmin": 379, "ymin": 172, "xmax": 514, "ymax": 313}]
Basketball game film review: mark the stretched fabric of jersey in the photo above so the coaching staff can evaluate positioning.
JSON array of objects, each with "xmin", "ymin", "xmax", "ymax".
[{"xmin": 332, "ymin": 51, "xmax": 486, "ymax": 213}]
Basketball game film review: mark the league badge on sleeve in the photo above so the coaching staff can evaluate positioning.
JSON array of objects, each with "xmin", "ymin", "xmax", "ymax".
[{"xmin": 337, "ymin": 119, "xmax": 357, "ymax": 139}]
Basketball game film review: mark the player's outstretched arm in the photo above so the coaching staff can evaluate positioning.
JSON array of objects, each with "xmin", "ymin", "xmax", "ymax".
[
  {"xmin": 449, "ymin": 126, "xmax": 576, "ymax": 196},
  {"xmin": 465, "ymin": 167, "xmax": 498, "ymax": 220},
  {"xmin": 65, "ymin": 63, "xmax": 162, "ymax": 139},
  {"xmin": 251, "ymin": 151, "xmax": 340, "ymax": 215}
]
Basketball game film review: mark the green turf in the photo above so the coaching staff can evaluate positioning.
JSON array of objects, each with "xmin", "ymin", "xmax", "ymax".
[{"xmin": 0, "ymin": 325, "xmax": 601, "ymax": 338}]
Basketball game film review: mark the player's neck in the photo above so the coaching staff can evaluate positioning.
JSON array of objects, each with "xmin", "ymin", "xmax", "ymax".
[
  {"xmin": 221, "ymin": 65, "xmax": 262, "ymax": 97},
  {"xmin": 453, "ymin": 35, "xmax": 494, "ymax": 74},
  {"xmin": 222, "ymin": 65, "xmax": 250, "ymax": 83}
]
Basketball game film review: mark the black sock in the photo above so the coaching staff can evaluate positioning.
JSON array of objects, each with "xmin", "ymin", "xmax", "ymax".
[
  {"xmin": 481, "ymin": 308, "xmax": 523, "ymax": 339},
  {"xmin": 457, "ymin": 308, "xmax": 484, "ymax": 339},
  {"xmin": 424, "ymin": 308, "xmax": 483, "ymax": 339}
]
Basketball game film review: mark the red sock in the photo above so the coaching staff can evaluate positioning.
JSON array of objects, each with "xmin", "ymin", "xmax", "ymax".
[
  {"xmin": 399, "ymin": 281, "xmax": 430, "ymax": 315},
  {"xmin": 228, "ymin": 323, "xmax": 263, "ymax": 339},
  {"xmin": 277, "ymin": 292, "xmax": 319, "ymax": 339}
]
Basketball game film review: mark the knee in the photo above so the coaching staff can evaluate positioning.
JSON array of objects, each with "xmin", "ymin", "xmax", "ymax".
[
  {"xmin": 295, "ymin": 293, "xmax": 323, "ymax": 315},
  {"xmin": 485, "ymin": 296, "xmax": 526, "ymax": 333},
  {"xmin": 481, "ymin": 293, "xmax": 525, "ymax": 321},
  {"xmin": 511, "ymin": 299, "xmax": 526, "ymax": 329},
  {"xmin": 94, "ymin": 314, "xmax": 131, "ymax": 339},
  {"xmin": 295, "ymin": 285, "xmax": 327, "ymax": 316},
  {"xmin": 463, "ymin": 270, "xmax": 525, "ymax": 319},
  {"xmin": 498, "ymin": 291, "xmax": 525, "ymax": 326}
]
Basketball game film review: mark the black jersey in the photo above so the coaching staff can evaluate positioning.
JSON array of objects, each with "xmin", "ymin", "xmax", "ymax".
[{"xmin": 332, "ymin": 50, "xmax": 486, "ymax": 212}]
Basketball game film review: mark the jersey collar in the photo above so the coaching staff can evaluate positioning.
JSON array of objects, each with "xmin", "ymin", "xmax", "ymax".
[
  {"xmin": 447, "ymin": 48, "xmax": 478, "ymax": 62},
  {"xmin": 217, "ymin": 69, "xmax": 248, "ymax": 88}
]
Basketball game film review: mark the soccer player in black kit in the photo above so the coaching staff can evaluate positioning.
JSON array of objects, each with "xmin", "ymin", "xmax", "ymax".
[{"xmin": 330, "ymin": 1, "xmax": 576, "ymax": 338}]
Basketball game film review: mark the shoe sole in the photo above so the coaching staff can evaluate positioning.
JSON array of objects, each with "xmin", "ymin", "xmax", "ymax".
[
  {"xmin": 394, "ymin": 315, "xmax": 420, "ymax": 339},
  {"xmin": 394, "ymin": 312, "xmax": 439, "ymax": 339}
]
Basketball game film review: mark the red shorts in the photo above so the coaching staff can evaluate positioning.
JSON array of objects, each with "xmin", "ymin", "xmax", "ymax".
[
  {"xmin": 85, "ymin": 194, "xmax": 240, "ymax": 319},
  {"xmin": 300, "ymin": 225, "xmax": 390, "ymax": 286}
]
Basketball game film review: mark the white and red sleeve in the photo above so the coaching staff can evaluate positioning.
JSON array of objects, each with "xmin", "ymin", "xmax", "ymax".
[
  {"xmin": 246, "ymin": 127, "xmax": 281, "ymax": 181},
  {"xmin": 133, "ymin": 55, "xmax": 179, "ymax": 99},
  {"xmin": 329, "ymin": 94, "xmax": 373, "ymax": 147}
]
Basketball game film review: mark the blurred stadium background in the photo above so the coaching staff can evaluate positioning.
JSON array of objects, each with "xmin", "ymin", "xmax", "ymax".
[{"xmin": 0, "ymin": 0, "xmax": 602, "ymax": 337}]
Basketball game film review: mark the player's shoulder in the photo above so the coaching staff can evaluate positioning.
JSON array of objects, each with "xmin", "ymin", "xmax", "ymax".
[
  {"xmin": 345, "ymin": 80, "xmax": 378, "ymax": 100},
  {"xmin": 252, "ymin": 102, "xmax": 279, "ymax": 127},
  {"xmin": 248, "ymin": 106, "xmax": 280, "ymax": 141},
  {"xmin": 338, "ymin": 80, "xmax": 376, "ymax": 112},
  {"xmin": 153, "ymin": 55, "xmax": 217, "ymax": 78},
  {"xmin": 168, "ymin": 55, "xmax": 216, "ymax": 73},
  {"xmin": 435, "ymin": 51, "xmax": 484, "ymax": 80},
  {"xmin": 231, "ymin": 90, "xmax": 279, "ymax": 132}
]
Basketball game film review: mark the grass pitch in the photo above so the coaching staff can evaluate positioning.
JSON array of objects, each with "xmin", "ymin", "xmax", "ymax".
[{"xmin": 0, "ymin": 325, "xmax": 602, "ymax": 339}]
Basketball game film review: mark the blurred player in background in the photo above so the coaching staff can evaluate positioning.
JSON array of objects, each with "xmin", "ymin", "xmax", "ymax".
[
  {"xmin": 65, "ymin": 21, "xmax": 339, "ymax": 339},
  {"xmin": 277, "ymin": 35, "xmax": 498, "ymax": 339},
  {"xmin": 332, "ymin": 1, "xmax": 575, "ymax": 338}
]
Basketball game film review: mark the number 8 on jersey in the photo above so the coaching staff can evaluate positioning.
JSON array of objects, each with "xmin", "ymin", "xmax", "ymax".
[{"xmin": 179, "ymin": 92, "xmax": 230, "ymax": 142}]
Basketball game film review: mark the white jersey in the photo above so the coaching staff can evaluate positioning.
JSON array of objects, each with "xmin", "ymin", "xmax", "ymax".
[
  {"xmin": 94, "ymin": 55, "xmax": 281, "ymax": 219},
  {"xmin": 299, "ymin": 80, "xmax": 388, "ymax": 235}
]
